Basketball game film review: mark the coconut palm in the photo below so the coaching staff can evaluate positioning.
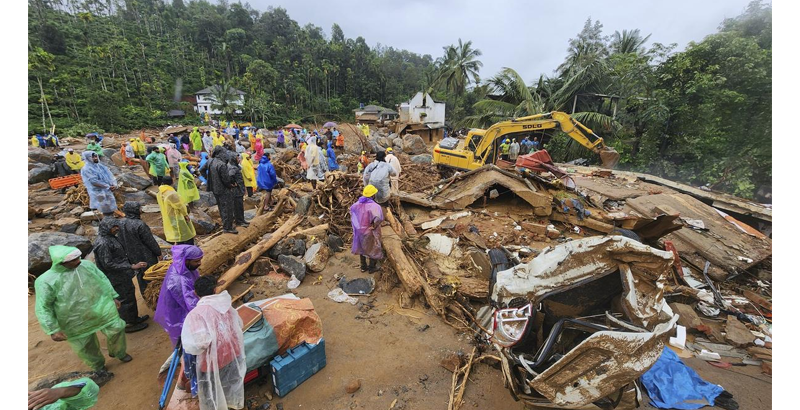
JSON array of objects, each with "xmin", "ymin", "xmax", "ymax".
[
  {"xmin": 609, "ymin": 29, "xmax": 651, "ymax": 55},
  {"xmin": 209, "ymin": 79, "xmax": 239, "ymax": 120},
  {"xmin": 437, "ymin": 39, "xmax": 483, "ymax": 96}
]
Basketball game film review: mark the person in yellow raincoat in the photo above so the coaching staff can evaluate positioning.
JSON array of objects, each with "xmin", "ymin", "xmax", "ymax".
[
  {"xmin": 133, "ymin": 138, "xmax": 146, "ymax": 158},
  {"xmin": 64, "ymin": 149, "xmax": 85, "ymax": 171},
  {"xmin": 240, "ymin": 153, "xmax": 257, "ymax": 197},
  {"xmin": 31, "ymin": 135, "xmax": 40, "ymax": 147},
  {"xmin": 211, "ymin": 130, "xmax": 222, "ymax": 148},
  {"xmin": 177, "ymin": 161, "xmax": 200, "ymax": 206},
  {"xmin": 157, "ymin": 185, "xmax": 197, "ymax": 245}
]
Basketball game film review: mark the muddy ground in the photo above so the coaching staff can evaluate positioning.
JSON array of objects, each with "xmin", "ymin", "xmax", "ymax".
[{"xmin": 28, "ymin": 250, "xmax": 771, "ymax": 410}]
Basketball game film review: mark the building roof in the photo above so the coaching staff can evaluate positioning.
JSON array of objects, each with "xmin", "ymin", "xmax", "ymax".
[
  {"xmin": 356, "ymin": 113, "xmax": 380, "ymax": 121},
  {"xmin": 354, "ymin": 104, "xmax": 396, "ymax": 114},
  {"xmin": 195, "ymin": 85, "xmax": 246, "ymax": 95},
  {"xmin": 167, "ymin": 109, "xmax": 186, "ymax": 117}
]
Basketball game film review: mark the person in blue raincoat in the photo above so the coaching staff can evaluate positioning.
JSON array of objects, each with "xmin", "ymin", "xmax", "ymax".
[
  {"xmin": 197, "ymin": 152, "xmax": 209, "ymax": 185},
  {"xmin": 326, "ymin": 141, "xmax": 339, "ymax": 171},
  {"xmin": 79, "ymin": 151, "xmax": 118, "ymax": 215},
  {"xmin": 257, "ymin": 153, "xmax": 277, "ymax": 211}
]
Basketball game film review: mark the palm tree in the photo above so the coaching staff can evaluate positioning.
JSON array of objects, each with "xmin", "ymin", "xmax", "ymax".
[
  {"xmin": 609, "ymin": 29, "xmax": 651, "ymax": 55},
  {"xmin": 438, "ymin": 39, "xmax": 483, "ymax": 95},
  {"xmin": 209, "ymin": 79, "xmax": 238, "ymax": 120}
]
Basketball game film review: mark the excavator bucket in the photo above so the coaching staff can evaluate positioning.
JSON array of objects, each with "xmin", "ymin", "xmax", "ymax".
[{"xmin": 598, "ymin": 146, "xmax": 620, "ymax": 169}]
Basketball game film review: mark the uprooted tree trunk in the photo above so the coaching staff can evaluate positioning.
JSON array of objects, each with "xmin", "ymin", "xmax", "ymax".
[
  {"xmin": 199, "ymin": 196, "xmax": 287, "ymax": 276},
  {"xmin": 216, "ymin": 213, "xmax": 303, "ymax": 292},
  {"xmin": 381, "ymin": 224, "xmax": 445, "ymax": 316}
]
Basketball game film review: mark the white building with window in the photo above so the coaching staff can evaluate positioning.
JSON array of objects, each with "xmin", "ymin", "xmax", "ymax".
[
  {"xmin": 194, "ymin": 86, "xmax": 245, "ymax": 115},
  {"xmin": 397, "ymin": 92, "xmax": 445, "ymax": 127}
]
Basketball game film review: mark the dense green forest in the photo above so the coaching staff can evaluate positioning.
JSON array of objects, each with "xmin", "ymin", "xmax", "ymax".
[{"xmin": 27, "ymin": 0, "xmax": 771, "ymax": 200}]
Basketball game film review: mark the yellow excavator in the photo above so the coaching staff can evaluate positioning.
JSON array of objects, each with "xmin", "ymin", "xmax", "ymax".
[{"xmin": 432, "ymin": 111, "xmax": 620, "ymax": 170}]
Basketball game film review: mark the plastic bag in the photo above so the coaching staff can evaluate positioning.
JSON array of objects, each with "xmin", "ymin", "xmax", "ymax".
[
  {"xmin": 327, "ymin": 288, "xmax": 358, "ymax": 305},
  {"xmin": 287, "ymin": 275, "xmax": 301, "ymax": 290}
]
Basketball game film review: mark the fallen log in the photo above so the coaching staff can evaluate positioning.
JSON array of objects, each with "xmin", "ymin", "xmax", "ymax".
[
  {"xmin": 287, "ymin": 224, "xmax": 329, "ymax": 238},
  {"xmin": 385, "ymin": 208, "xmax": 406, "ymax": 239},
  {"xmin": 549, "ymin": 211, "xmax": 615, "ymax": 233},
  {"xmin": 457, "ymin": 277, "xmax": 489, "ymax": 300},
  {"xmin": 396, "ymin": 203, "xmax": 417, "ymax": 237},
  {"xmin": 216, "ymin": 213, "xmax": 303, "ymax": 292},
  {"xmin": 381, "ymin": 224, "xmax": 445, "ymax": 315},
  {"xmin": 199, "ymin": 196, "xmax": 287, "ymax": 276}
]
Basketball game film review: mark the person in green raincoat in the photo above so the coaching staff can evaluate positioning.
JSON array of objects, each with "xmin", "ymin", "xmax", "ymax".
[
  {"xmin": 34, "ymin": 246, "xmax": 132, "ymax": 372},
  {"xmin": 190, "ymin": 127, "xmax": 203, "ymax": 156},
  {"xmin": 145, "ymin": 146, "xmax": 168, "ymax": 185},
  {"xmin": 86, "ymin": 138, "xmax": 103, "ymax": 156},
  {"xmin": 177, "ymin": 161, "xmax": 200, "ymax": 206},
  {"xmin": 28, "ymin": 377, "xmax": 99, "ymax": 410}
]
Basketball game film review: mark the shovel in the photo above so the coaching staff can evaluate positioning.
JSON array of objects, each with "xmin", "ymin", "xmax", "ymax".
[{"xmin": 159, "ymin": 339, "xmax": 183, "ymax": 410}]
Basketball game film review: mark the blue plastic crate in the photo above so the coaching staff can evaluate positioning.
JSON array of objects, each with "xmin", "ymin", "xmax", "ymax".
[{"xmin": 270, "ymin": 338, "xmax": 326, "ymax": 397}]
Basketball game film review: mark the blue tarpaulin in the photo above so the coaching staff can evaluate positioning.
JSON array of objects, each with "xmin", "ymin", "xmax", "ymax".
[{"xmin": 641, "ymin": 347, "xmax": 724, "ymax": 409}]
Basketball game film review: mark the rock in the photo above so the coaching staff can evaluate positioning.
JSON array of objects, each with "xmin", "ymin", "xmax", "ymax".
[
  {"xmin": 207, "ymin": 205, "xmax": 220, "ymax": 220},
  {"xmin": 190, "ymin": 209, "xmax": 217, "ymax": 235},
  {"xmin": 29, "ymin": 205, "xmax": 39, "ymax": 220},
  {"xmin": 117, "ymin": 172, "xmax": 152, "ymax": 190},
  {"xmin": 410, "ymin": 154, "xmax": 433, "ymax": 164},
  {"xmin": 197, "ymin": 191, "xmax": 217, "ymax": 208},
  {"xmin": 28, "ymin": 148, "xmax": 54, "ymax": 163},
  {"xmin": 304, "ymin": 242, "xmax": 330, "ymax": 272},
  {"xmin": 402, "ymin": 134, "xmax": 426, "ymax": 155},
  {"xmin": 123, "ymin": 190, "xmax": 154, "ymax": 204},
  {"xmin": 69, "ymin": 206, "xmax": 85, "ymax": 216},
  {"xmin": 29, "ymin": 166, "xmax": 55, "ymax": 184},
  {"xmin": 393, "ymin": 137, "xmax": 403, "ymax": 147},
  {"xmin": 344, "ymin": 135, "xmax": 364, "ymax": 155},
  {"xmin": 250, "ymin": 257, "xmax": 272, "ymax": 277},
  {"xmin": 327, "ymin": 235, "xmax": 344, "ymax": 253},
  {"xmin": 377, "ymin": 137, "xmax": 390, "ymax": 148},
  {"xmin": 345, "ymin": 379, "xmax": 361, "ymax": 394},
  {"xmin": 295, "ymin": 195, "xmax": 312, "ymax": 215},
  {"xmin": 142, "ymin": 204, "xmax": 161, "ymax": 213},
  {"xmin": 240, "ymin": 140, "xmax": 251, "ymax": 149},
  {"xmin": 55, "ymin": 217, "xmax": 81, "ymax": 234},
  {"xmin": 388, "ymin": 133, "xmax": 398, "ymax": 141},
  {"xmin": 153, "ymin": 234, "xmax": 171, "ymax": 248},
  {"xmin": 80, "ymin": 210, "xmax": 102, "ymax": 222},
  {"xmin": 268, "ymin": 238, "xmax": 306, "ymax": 259},
  {"xmin": 277, "ymin": 255, "xmax": 306, "ymax": 282},
  {"xmin": 392, "ymin": 146, "xmax": 403, "ymax": 154},
  {"xmin": 368, "ymin": 140, "xmax": 380, "ymax": 154},
  {"xmin": 28, "ymin": 232, "xmax": 93, "ymax": 275},
  {"xmin": 102, "ymin": 148, "xmax": 117, "ymax": 158},
  {"xmin": 111, "ymin": 152, "xmax": 125, "ymax": 166},
  {"xmin": 724, "ymin": 316, "xmax": 755, "ymax": 347},
  {"xmin": 244, "ymin": 209, "xmax": 257, "ymax": 222}
]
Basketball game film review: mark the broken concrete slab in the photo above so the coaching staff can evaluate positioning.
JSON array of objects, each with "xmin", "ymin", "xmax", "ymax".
[
  {"xmin": 424, "ymin": 233, "xmax": 458, "ymax": 256},
  {"xmin": 80, "ymin": 210, "xmax": 103, "ymax": 222},
  {"xmin": 142, "ymin": 204, "xmax": 161, "ymax": 213},
  {"xmin": 415, "ymin": 211, "xmax": 471, "ymax": 230},
  {"xmin": 668, "ymin": 303, "xmax": 705, "ymax": 330},
  {"xmin": 399, "ymin": 166, "xmax": 552, "ymax": 215},
  {"xmin": 725, "ymin": 315, "xmax": 755, "ymax": 347},
  {"xmin": 626, "ymin": 193, "xmax": 771, "ymax": 279}
]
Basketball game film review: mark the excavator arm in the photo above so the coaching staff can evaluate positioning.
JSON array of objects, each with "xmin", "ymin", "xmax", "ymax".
[{"xmin": 472, "ymin": 111, "xmax": 619, "ymax": 169}]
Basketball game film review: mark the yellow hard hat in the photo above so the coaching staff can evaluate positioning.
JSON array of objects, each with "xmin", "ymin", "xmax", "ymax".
[
  {"xmin": 386, "ymin": 147, "xmax": 393, "ymax": 152},
  {"xmin": 363, "ymin": 185, "xmax": 378, "ymax": 198}
]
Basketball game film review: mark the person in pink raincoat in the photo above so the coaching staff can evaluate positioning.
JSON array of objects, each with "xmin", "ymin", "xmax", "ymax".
[
  {"xmin": 349, "ymin": 185, "xmax": 384, "ymax": 272},
  {"xmin": 252, "ymin": 136, "xmax": 264, "ymax": 163}
]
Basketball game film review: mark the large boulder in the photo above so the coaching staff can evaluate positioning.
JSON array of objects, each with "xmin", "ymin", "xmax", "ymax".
[
  {"xmin": 117, "ymin": 172, "xmax": 152, "ymax": 191},
  {"xmin": 295, "ymin": 195, "xmax": 312, "ymax": 215},
  {"xmin": 268, "ymin": 238, "xmax": 306, "ymax": 259},
  {"xmin": 29, "ymin": 148, "xmax": 54, "ymax": 163},
  {"xmin": 327, "ymin": 235, "xmax": 345, "ymax": 253},
  {"xmin": 344, "ymin": 135, "xmax": 364, "ymax": 155},
  {"xmin": 369, "ymin": 140, "xmax": 381, "ymax": 154},
  {"xmin": 190, "ymin": 209, "xmax": 217, "ymax": 235},
  {"xmin": 277, "ymin": 255, "xmax": 306, "ymax": 282},
  {"xmin": 388, "ymin": 133, "xmax": 398, "ymax": 141},
  {"xmin": 102, "ymin": 148, "xmax": 117, "ymax": 158},
  {"xmin": 402, "ymin": 134, "xmax": 427, "ymax": 155},
  {"xmin": 54, "ymin": 217, "xmax": 81, "ymax": 234},
  {"xmin": 304, "ymin": 242, "xmax": 330, "ymax": 272},
  {"xmin": 392, "ymin": 137, "xmax": 403, "ymax": 148},
  {"xmin": 411, "ymin": 154, "xmax": 433, "ymax": 164},
  {"xmin": 29, "ymin": 165, "xmax": 55, "ymax": 184},
  {"xmin": 28, "ymin": 232, "xmax": 93, "ymax": 275},
  {"xmin": 123, "ymin": 190, "xmax": 155, "ymax": 205},
  {"xmin": 197, "ymin": 191, "xmax": 217, "ymax": 208},
  {"xmin": 377, "ymin": 137, "xmax": 390, "ymax": 149}
]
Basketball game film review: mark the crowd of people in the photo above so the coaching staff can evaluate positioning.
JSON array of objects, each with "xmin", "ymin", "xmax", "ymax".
[{"xmin": 30, "ymin": 120, "xmax": 404, "ymax": 410}]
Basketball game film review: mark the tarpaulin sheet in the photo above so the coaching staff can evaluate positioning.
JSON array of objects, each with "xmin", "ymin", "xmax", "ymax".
[{"xmin": 641, "ymin": 347, "xmax": 724, "ymax": 409}]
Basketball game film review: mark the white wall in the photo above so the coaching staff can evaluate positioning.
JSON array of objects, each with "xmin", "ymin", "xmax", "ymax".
[
  {"xmin": 398, "ymin": 92, "xmax": 445, "ymax": 125},
  {"xmin": 194, "ymin": 93, "xmax": 244, "ymax": 115}
]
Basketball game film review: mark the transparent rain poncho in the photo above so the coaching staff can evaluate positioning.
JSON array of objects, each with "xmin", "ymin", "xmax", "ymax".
[
  {"xmin": 79, "ymin": 151, "xmax": 118, "ymax": 214},
  {"xmin": 181, "ymin": 291, "xmax": 246, "ymax": 410},
  {"xmin": 349, "ymin": 196, "xmax": 385, "ymax": 260},
  {"xmin": 157, "ymin": 185, "xmax": 196, "ymax": 243},
  {"xmin": 40, "ymin": 377, "xmax": 100, "ymax": 410},
  {"xmin": 178, "ymin": 162, "xmax": 200, "ymax": 204},
  {"xmin": 34, "ymin": 246, "xmax": 120, "ymax": 339},
  {"xmin": 362, "ymin": 161, "xmax": 396, "ymax": 204}
]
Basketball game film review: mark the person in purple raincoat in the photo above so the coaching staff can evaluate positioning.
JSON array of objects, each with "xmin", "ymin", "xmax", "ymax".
[
  {"xmin": 350, "ymin": 185, "xmax": 384, "ymax": 273},
  {"xmin": 154, "ymin": 245, "xmax": 204, "ymax": 394}
]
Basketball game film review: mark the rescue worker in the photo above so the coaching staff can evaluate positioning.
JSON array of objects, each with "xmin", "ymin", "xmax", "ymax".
[
  {"xmin": 178, "ymin": 161, "xmax": 200, "ymax": 206},
  {"xmin": 35, "ymin": 246, "xmax": 132, "ymax": 371},
  {"xmin": 117, "ymin": 202, "xmax": 162, "ymax": 298},
  {"xmin": 499, "ymin": 139, "xmax": 510, "ymax": 161},
  {"xmin": 31, "ymin": 134, "xmax": 40, "ymax": 147},
  {"xmin": 202, "ymin": 131, "xmax": 214, "ymax": 154},
  {"xmin": 154, "ymin": 245, "xmax": 205, "ymax": 394},
  {"xmin": 80, "ymin": 151, "xmax": 117, "ymax": 216},
  {"xmin": 202, "ymin": 146, "xmax": 237, "ymax": 234},
  {"xmin": 157, "ymin": 184, "xmax": 197, "ymax": 245},
  {"xmin": 92, "ymin": 217, "xmax": 149, "ymax": 332},
  {"xmin": 53, "ymin": 154, "xmax": 75, "ymax": 177},
  {"xmin": 65, "ymin": 148, "xmax": 85, "ymax": 171},
  {"xmin": 252, "ymin": 136, "xmax": 264, "ymax": 163},
  {"xmin": 350, "ymin": 185, "xmax": 384, "ymax": 273},
  {"xmin": 335, "ymin": 128, "xmax": 344, "ymax": 151},
  {"xmin": 166, "ymin": 144, "xmax": 182, "ymax": 184},
  {"xmin": 190, "ymin": 127, "xmax": 203, "ymax": 157},
  {"xmin": 182, "ymin": 276, "xmax": 246, "ymax": 410},
  {"xmin": 86, "ymin": 138, "xmax": 103, "ymax": 157},
  {"xmin": 357, "ymin": 151, "xmax": 370, "ymax": 174},
  {"xmin": 257, "ymin": 153, "xmax": 277, "ymax": 211},
  {"xmin": 509, "ymin": 138, "xmax": 520, "ymax": 161},
  {"xmin": 240, "ymin": 153, "xmax": 257, "ymax": 197},
  {"xmin": 146, "ymin": 146, "xmax": 168, "ymax": 186},
  {"xmin": 326, "ymin": 141, "xmax": 339, "ymax": 171},
  {"xmin": 228, "ymin": 156, "xmax": 249, "ymax": 228},
  {"xmin": 305, "ymin": 136, "xmax": 324, "ymax": 189},
  {"xmin": 121, "ymin": 141, "xmax": 135, "ymax": 165},
  {"xmin": 362, "ymin": 151, "xmax": 397, "ymax": 204},
  {"xmin": 385, "ymin": 147, "xmax": 401, "ymax": 196}
]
